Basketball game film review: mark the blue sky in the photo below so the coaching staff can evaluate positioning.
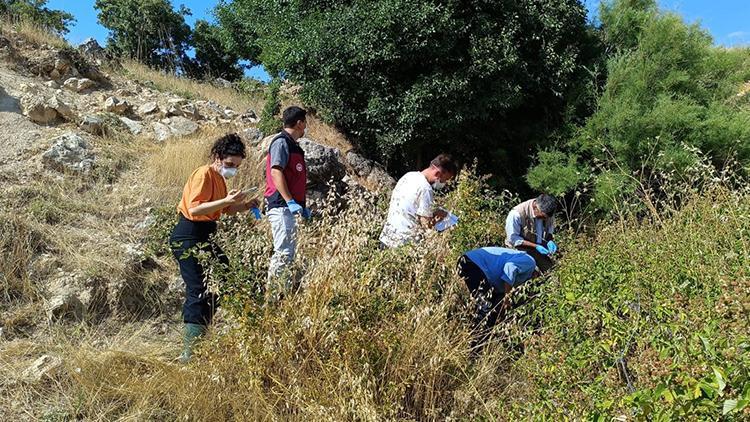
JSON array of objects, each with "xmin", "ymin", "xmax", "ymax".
[{"xmin": 50, "ymin": 0, "xmax": 750, "ymax": 82}]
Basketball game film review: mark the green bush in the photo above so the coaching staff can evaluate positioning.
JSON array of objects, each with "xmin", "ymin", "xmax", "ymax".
[{"xmin": 527, "ymin": 0, "xmax": 750, "ymax": 211}]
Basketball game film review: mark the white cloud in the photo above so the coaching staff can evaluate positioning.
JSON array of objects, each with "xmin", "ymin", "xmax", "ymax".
[{"xmin": 727, "ymin": 31, "xmax": 749, "ymax": 39}]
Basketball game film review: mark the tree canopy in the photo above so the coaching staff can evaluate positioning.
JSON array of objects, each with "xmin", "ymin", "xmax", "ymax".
[{"xmin": 0, "ymin": 0, "xmax": 74, "ymax": 35}]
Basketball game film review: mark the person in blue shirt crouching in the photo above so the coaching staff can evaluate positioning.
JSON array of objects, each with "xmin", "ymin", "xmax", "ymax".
[{"xmin": 457, "ymin": 247, "xmax": 537, "ymax": 347}]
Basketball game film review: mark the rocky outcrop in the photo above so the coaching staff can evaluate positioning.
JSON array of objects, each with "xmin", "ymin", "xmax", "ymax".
[
  {"xmin": 41, "ymin": 133, "xmax": 95, "ymax": 173},
  {"xmin": 346, "ymin": 151, "xmax": 396, "ymax": 190},
  {"xmin": 119, "ymin": 116, "xmax": 143, "ymax": 135},
  {"xmin": 78, "ymin": 37, "xmax": 106, "ymax": 62},
  {"xmin": 152, "ymin": 116, "xmax": 199, "ymax": 141},
  {"xmin": 46, "ymin": 275, "xmax": 84, "ymax": 322},
  {"xmin": 104, "ymin": 96, "xmax": 131, "ymax": 114},
  {"xmin": 62, "ymin": 77, "xmax": 96, "ymax": 93},
  {"xmin": 137, "ymin": 101, "xmax": 159, "ymax": 116},
  {"xmin": 299, "ymin": 139, "xmax": 347, "ymax": 185},
  {"xmin": 79, "ymin": 114, "xmax": 104, "ymax": 136},
  {"xmin": 21, "ymin": 93, "xmax": 76, "ymax": 124}
]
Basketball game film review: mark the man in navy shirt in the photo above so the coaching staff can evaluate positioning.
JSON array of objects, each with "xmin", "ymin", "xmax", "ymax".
[
  {"xmin": 264, "ymin": 106, "xmax": 309, "ymax": 302},
  {"xmin": 457, "ymin": 247, "xmax": 537, "ymax": 340}
]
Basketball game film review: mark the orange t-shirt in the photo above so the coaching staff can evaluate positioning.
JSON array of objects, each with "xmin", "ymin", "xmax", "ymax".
[{"xmin": 177, "ymin": 165, "xmax": 228, "ymax": 222}]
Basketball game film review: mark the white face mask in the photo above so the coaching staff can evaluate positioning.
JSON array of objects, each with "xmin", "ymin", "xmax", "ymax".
[
  {"xmin": 220, "ymin": 165, "xmax": 237, "ymax": 179},
  {"xmin": 432, "ymin": 180, "xmax": 445, "ymax": 190},
  {"xmin": 303, "ymin": 127, "xmax": 309, "ymax": 138}
]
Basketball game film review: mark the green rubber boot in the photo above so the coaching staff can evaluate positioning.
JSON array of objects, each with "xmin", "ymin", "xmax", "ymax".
[{"xmin": 179, "ymin": 323, "xmax": 206, "ymax": 364}]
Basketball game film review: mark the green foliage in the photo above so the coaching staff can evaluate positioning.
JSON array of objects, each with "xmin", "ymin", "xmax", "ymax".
[
  {"xmin": 503, "ymin": 187, "xmax": 750, "ymax": 419},
  {"xmin": 0, "ymin": 0, "xmax": 74, "ymax": 35},
  {"xmin": 187, "ymin": 20, "xmax": 243, "ymax": 81},
  {"xmin": 94, "ymin": 0, "xmax": 192, "ymax": 71},
  {"xmin": 528, "ymin": 0, "xmax": 750, "ymax": 211},
  {"xmin": 216, "ymin": 0, "xmax": 600, "ymax": 186},
  {"xmin": 525, "ymin": 150, "xmax": 587, "ymax": 197},
  {"xmin": 258, "ymin": 77, "xmax": 281, "ymax": 136}
]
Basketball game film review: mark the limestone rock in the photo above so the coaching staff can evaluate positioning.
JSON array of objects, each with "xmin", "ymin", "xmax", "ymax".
[
  {"xmin": 346, "ymin": 151, "xmax": 396, "ymax": 189},
  {"xmin": 239, "ymin": 108, "xmax": 258, "ymax": 123},
  {"xmin": 119, "ymin": 116, "xmax": 143, "ymax": 135},
  {"xmin": 299, "ymin": 139, "xmax": 347, "ymax": 185},
  {"xmin": 41, "ymin": 132, "xmax": 95, "ymax": 173},
  {"xmin": 79, "ymin": 115, "xmax": 104, "ymax": 136},
  {"xmin": 240, "ymin": 128, "xmax": 264, "ymax": 145},
  {"xmin": 46, "ymin": 276, "xmax": 85, "ymax": 322},
  {"xmin": 62, "ymin": 77, "xmax": 95, "ymax": 93},
  {"xmin": 78, "ymin": 37, "xmax": 105, "ymax": 60},
  {"xmin": 152, "ymin": 121, "xmax": 171, "ymax": 142},
  {"xmin": 137, "ymin": 101, "xmax": 159, "ymax": 115},
  {"xmin": 21, "ymin": 94, "xmax": 76, "ymax": 124},
  {"xmin": 104, "ymin": 96, "xmax": 131, "ymax": 114},
  {"xmin": 21, "ymin": 355, "xmax": 63, "ymax": 383}
]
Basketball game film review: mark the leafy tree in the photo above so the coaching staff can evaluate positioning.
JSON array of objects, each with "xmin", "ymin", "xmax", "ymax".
[
  {"xmin": 216, "ymin": 0, "xmax": 599, "ymax": 187},
  {"xmin": 527, "ymin": 0, "xmax": 750, "ymax": 210},
  {"xmin": 188, "ymin": 19, "xmax": 243, "ymax": 81},
  {"xmin": 94, "ymin": 0, "xmax": 192, "ymax": 71},
  {"xmin": 0, "ymin": 0, "xmax": 74, "ymax": 35}
]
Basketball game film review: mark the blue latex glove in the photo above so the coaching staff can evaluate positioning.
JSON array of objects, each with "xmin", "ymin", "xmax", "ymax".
[
  {"xmin": 286, "ymin": 199, "xmax": 303, "ymax": 214},
  {"xmin": 301, "ymin": 207, "xmax": 312, "ymax": 220},
  {"xmin": 535, "ymin": 244, "xmax": 550, "ymax": 255},
  {"xmin": 250, "ymin": 207, "xmax": 262, "ymax": 220},
  {"xmin": 547, "ymin": 240, "xmax": 558, "ymax": 254}
]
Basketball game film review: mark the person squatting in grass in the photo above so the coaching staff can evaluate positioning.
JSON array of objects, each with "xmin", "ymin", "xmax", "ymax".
[
  {"xmin": 264, "ymin": 106, "xmax": 311, "ymax": 302},
  {"xmin": 505, "ymin": 193, "xmax": 559, "ymax": 273},
  {"xmin": 379, "ymin": 153, "xmax": 459, "ymax": 249},
  {"xmin": 170, "ymin": 133, "xmax": 259, "ymax": 363},
  {"xmin": 457, "ymin": 247, "xmax": 537, "ymax": 347}
]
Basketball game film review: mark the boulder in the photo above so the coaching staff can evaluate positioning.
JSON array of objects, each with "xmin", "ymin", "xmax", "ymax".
[
  {"xmin": 115, "ymin": 88, "xmax": 134, "ymax": 97},
  {"xmin": 137, "ymin": 101, "xmax": 159, "ymax": 115},
  {"xmin": 240, "ymin": 128, "xmax": 264, "ymax": 145},
  {"xmin": 104, "ymin": 96, "xmax": 131, "ymax": 114},
  {"xmin": 21, "ymin": 355, "xmax": 63, "ymax": 383},
  {"xmin": 41, "ymin": 132, "xmax": 95, "ymax": 173},
  {"xmin": 223, "ymin": 108, "xmax": 237, "ymax": 119},
  {"xmin": 180, "ymin": 103, "xmax": 201, "ymax": 120},
  {"xmin": 79, "ymin": 115, "xmax": 104, "ymax": 136},
  {"xmin": 119, "ymin": 116, "xmax": 143, "ymax": 135},
  {"xmin": 346, "ymin": 151, "xmax": 396, "ymax": 189},
  {"xmin": 62, "ymin": 77, "xmax": 95, "ymax": 93},
  {"xmin": 152, "ymin": 122, "xmax": 171, "ymax": 142},
  {"xmin": 78, "ymin": 37, "xmax": 105, "ymax": 60},
  {"xmin": 298, "ymin": 139, "xmax": 347, "ymax": 185},
  {"xmin": 165, "ymin": 116, "xmax": 199, "ymax": 138},
  {"xmin": 21, "ymin": 94, "xmax": 76, "ymax": 124},
  {"xmin": 46, "ymin": 275, "xmax": 85, "ymax": 322},
  {"xmin": 44, "ymin": 80, "xmax": 59, "ymax": 89},
  {"xmin": 213, "ymin": 77, "xmax": 232, "ymax": 89}
]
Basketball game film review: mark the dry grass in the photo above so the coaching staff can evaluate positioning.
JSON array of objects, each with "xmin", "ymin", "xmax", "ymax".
[
  {"xmin": 0, "ymin": 18, "xmax": 68, "ymax": 49},
  {"xmin": 121, "ymin": 60, "xmax": 263, "ymax": 113}
]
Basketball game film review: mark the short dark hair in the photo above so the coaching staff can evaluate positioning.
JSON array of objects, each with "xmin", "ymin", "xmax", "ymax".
[
  {"xmin": 430, "ymin": 153, "xmax": 458, "ymax": 176},
  {"xmin": 210, "ymin": 133, "xmax": 246, "ymax": 159},
  {"xmin": 536, "ymin": 194, "xmax": 558, "ymax": 216},
  {"xmin": 282, "ymin": 106, "xmax": 307, "ymax": 128}
]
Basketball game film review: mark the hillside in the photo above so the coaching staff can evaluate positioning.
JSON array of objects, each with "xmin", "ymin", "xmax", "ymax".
[{"xmin": 0, "ymin": 17, "xmax": 749, "ymax": 422}]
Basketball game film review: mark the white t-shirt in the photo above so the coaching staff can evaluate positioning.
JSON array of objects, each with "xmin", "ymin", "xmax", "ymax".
[{"xmin": 379, "ymin": 171, "xmax": 434, "ymax": 248}]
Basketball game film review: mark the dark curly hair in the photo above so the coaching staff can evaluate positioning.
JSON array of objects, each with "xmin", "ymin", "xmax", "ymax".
[{"xmin": 210, "ymin": 133, "xmax": 246, "ymax": 160}]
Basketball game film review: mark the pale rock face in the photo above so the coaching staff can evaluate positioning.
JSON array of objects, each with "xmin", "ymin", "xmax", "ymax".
[
  {"xmin": 137, "ymin": 101, "xmax": 159, "ymax": 115},
  {"xmin": 119, "ymin": 116, "xmax": 143, "ymax": 135},
  {"xmin": 21, "ymin": 94, "xmax": 76, "ymax": 124},
  {"xmin": 80, "ymin": 114, "xmax": 105, "ymax": 136},
  {"xmin": 62, "ymin": 77, "xmax": 96, "ymax": 93},
  {"xmin": 104, "ymin": 96, "xmax": 131, "ymax": 114},
  {"xmin": 41, "ymin": 132, "xmax": 95, "ymax": 173},
  {"xmin": 21, "ymin": 355, "xmax": 63, "ymax": 383},
  {"xmin": 152, "ymin": 121, "xmax": 171, "ymax": 142}
]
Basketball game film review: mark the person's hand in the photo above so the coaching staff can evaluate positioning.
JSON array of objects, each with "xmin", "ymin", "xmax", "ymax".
[
  {"xmin": 301, "ymin": 207, "xmax": 312, "ymax": 220},
  {"xmin": 433, "ymin": 208, "xmax": 448, "ymax": 220},
  {"xmin": 547, "ymin": 240, "xmax": 558, "ymax": 254},
  {"xmin": 286, "ymin": 199, "xmax": 303, "ymax": 214},
  {"xmin": 535, "ymin": 244, "xmax": 550, "ymax": 255},
  {"xmin": 225, "ymin": 189, "xmax": 247, "ymax": 205}
]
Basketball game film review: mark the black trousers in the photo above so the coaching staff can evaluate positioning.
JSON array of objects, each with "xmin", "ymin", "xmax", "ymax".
[
  {"xmin": 456, "ymin": 255, "xmax": 504, "ymax": 332},
  {"xmin": 170, "ymin": 214, "xmax": 229, "ymax": 325}
]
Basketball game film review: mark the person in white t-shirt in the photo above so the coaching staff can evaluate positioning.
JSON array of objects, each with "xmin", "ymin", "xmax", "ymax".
[{"xmin": 379, "ymin": 154, "xmax": 458, "ymax": 248}]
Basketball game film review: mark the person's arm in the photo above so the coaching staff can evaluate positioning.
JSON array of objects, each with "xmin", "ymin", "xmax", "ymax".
[
  {"xmin": 189, "ymin": 190, "xmax": 246, "ymax": 216},
  {"xmin": 225, "ymin": 198, "xmax": 260, "ymax": 215},
  {"xmin": 506, "ymin": 211, "xmax": 537, "ymax": 248},
  {"xmin": 271, "ymin": 167, "xmax": 293, "ymax": 202},
  {"xmin": 545, "ymin": 217, "xmax": 555, "ymax": 242},
  {"xmin": 416, "ymin": 187, "xmax": 443, "ymax": 228}
]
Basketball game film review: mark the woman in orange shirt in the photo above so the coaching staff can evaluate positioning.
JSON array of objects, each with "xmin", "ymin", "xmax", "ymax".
[{"xmin": 169, "ymin": 133, "xmax": 258, "ymax": 363}]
